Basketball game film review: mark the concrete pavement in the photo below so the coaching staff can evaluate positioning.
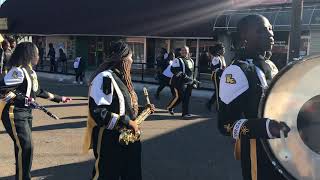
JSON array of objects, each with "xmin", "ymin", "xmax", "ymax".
[{"xmin": 0, "ymin": 77, "xmax": 241, "ymax": 180}]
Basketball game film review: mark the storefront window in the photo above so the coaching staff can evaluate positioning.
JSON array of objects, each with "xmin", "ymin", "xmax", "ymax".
[
  {"xmin": 126, "ymin": 37, "xmax": 145, "ymax": 63},
  {"xmin": 187, "ymin": 39, "xmax": 215, "ymax": 74}
]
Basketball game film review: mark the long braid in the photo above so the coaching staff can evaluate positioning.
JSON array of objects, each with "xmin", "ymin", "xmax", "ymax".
[{"xmin": 122, "ymin": 58, "xmax": 139, "ymax": 117}]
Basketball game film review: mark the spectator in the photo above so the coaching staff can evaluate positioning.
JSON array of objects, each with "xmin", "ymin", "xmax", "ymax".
[
  {"xmin": 2, "ymin": 39, "xmax": 13, "ymax": 73},
  {"xmin": 73, "ymin": 57, "xmax": 86, "ymax": 85},
  {"xmin": 8, "ymin": 37, "xmax": 16, "ymax": 50},
  {"xmin": 48, "ymin": 43, "xmax": 56, "ymax": 72},
  {"xmin": 59, "ymin": 48, "xmax": 67, "ymax": 73},
  {"xmin": 37, "ymin": 41, "xmax": 45, "ymax": 68}
]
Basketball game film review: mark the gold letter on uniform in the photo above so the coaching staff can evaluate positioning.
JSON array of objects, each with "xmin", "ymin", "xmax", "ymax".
[{"xmin": 226, "ymin": 74, "xmax": 236, "ymax": 84}]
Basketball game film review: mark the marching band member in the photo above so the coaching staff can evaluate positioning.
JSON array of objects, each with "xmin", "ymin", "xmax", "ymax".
[
  {"xmin": 84, "ymin": 41, "xmax": 145, "ymax": 180},
  {"xmin": 218, "ymin": 14, "xmax": 290, "ymax": 180},
  {"xmin": 166, "ymin": 46, "xmax": 196, "ymax": 118},
  {"xmin": 206, "ymin": 42, "xmax": 226, "ymax": 111},
  {"xmin": 0, "ymin": 42, "xmax": 71, "ymax": 180}
]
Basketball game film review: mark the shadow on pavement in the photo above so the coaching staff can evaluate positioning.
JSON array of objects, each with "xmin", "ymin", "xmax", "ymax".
[
  {"xmin": 44, "ymin": 103, "xmax": 88, "ymax": 108},
  {"xmin": 1, "ymin": 160, "xmax": 94, "ymax": 180},
  {"xmin": 0, "ymin": 121, "xmax": 86, "ymax": 134},
  {"xmin": 60, "ymin": 116, "xmax": 88, "ymax": 120},
  {"xmin": 1, "ymin": 119, "xmax": 241, "ymax": 180}
]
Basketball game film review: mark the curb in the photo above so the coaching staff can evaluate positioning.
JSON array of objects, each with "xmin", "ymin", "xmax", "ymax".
[{"xmin": 36, "ymin": 72, "xmax": 213, "ymax": 99}]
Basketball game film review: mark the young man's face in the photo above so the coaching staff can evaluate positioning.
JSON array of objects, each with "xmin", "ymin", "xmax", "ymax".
[
  {"xmin": 218, "ymin": 47, "xmax": 225, "ymax": 55},
  {"xmin": 245, "ymin": 17, "xmax": 274, "ymax": 52},
  {"xmin": 180, "ymin": 47, "xmax": 189, "ymax": 58}
]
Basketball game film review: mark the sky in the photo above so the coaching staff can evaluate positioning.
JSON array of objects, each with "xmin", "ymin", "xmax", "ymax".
[{"xmin": 0, "ymin": 0, "xmax": 6, "ymax": 6}]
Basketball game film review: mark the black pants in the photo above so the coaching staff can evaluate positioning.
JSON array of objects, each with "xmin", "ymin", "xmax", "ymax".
[
  {"xmin": 167, "ymin": 84, "xmax": 193, "ymax": 116},
  {"xmin": 1, "ymin": 105, "xmax": 33, "ymax": 180},
  {"xmin": 91, "ymin": 127, "xmax": 142, "ymax": 180},
  {"xmin": 75, "ymin": 69, "xmax": 84, "ymax": 82},
  {"xmin": 156, "ymin": 74, "xmax": 175, "ymax": 97},
  {"xmin": 50, "ymin": 60, "xmax": 56, "ymax": 72}
]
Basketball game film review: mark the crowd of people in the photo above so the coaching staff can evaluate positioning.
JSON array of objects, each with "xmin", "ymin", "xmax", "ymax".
[{"xmin": 0, "ymin": 14, "xmax": 293, "ymax": 180}]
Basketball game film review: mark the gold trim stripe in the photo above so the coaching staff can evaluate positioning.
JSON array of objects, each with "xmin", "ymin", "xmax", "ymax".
[
  {"xmin": 167, "ymin": 88, "xmax": 179, "ymax": 109},
  {"xmin": 214, "ymin": 72, "xmax": 220, "ymax": 110},
  {"xmin": 9, "ymin": 105, "xmax": 23, "ymax": 180},
  {"xmin": 250, "ymin": 139, "xmax": 258, "ymax": 180},
  {"xmin": 93, "ymin": 127, "xmax": 105, "ymax": 180}
]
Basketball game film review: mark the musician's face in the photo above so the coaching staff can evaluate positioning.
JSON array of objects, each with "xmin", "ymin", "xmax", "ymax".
[
  {"xmin": 245, "ymin": 16, "xmax": 274, "ymax": 52},
  {"xmin": 181, "ymin": 47, "xmax": 189, "ymax": 58}
]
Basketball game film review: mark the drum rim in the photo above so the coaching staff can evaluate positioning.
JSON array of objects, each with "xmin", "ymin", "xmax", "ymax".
[{"xmin": 256, "ymin": 56, "xmax": 320, "ymax": 180}]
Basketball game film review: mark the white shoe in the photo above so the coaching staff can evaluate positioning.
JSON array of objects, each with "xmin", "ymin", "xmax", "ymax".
[
  {"xmin": 73, "ymin": 81, "xmax": 77, "ymax": 84},
  {"xmin": 79, "ymin": 81, "xmax": 84, "ymax": 85}
]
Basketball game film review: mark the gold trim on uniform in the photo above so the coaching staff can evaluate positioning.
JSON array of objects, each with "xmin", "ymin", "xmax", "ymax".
[
  {"xmin": 167, "ymin": 88, "xmax": 179, "ymax": 109},
  {"xmin": 234, "ymin": 139, "xmax": 241, "ymax": 160},
  {"xmin": 9, "ymin": 105, "xmax": 23, "ymax": 180},
  {"xmin": 250, "ymin": 139, "xmax": 258, "ymax": 180},
  {"xmin": 214, "ymin": 72, "xmax": 220, "ymax": 110},
  {"xmin": 93, "ymin": 127, "xmax": 105, "ymax": 180}
]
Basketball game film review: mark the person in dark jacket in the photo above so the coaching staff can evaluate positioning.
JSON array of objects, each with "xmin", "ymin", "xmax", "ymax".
[
  {"xmin": 59, "ymin": 48, "xmax": 67, "ymax": 73},
  {"xmin": 218, "ymin": 14, "xmax": 290, "ymax": 180},
  {"xmin": 0, "ymin": 42, "xmax": 71, "ymax": 180},
  {"xmin": 47, "ymin": 43, "xmax": 56, "ymax": 72}
]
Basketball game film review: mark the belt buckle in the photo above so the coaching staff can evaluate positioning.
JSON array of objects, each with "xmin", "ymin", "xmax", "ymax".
[{"xmin": 24, "ymin": 97, "xmax": 31, "ymax": 107}]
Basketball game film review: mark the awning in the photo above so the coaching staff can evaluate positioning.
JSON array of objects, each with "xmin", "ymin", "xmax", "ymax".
[
  {"xmin": 0, "ymin": 0, "xmax": 229, "ymax": 38},
  {"xmin": 213, "ymin": 3, "xmax": 320, "ymax": 32}
]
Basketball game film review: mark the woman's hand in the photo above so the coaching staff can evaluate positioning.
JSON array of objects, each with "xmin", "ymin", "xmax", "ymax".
[
  {"xmin": 128, "ymin": 120, "xmax": 140, "ymax": 135},
  {"xmin": 145, "ymin": 104, "xmax": 156, "ymax": 114}
]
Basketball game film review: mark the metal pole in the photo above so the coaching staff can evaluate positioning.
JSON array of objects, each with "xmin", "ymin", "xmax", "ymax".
[
  {"xmin": 288, "ymin": 0, "xmax": 303, "ymax": 63},
  {"xmin": 195, "ymin": 39, "xmax": 200, "ymax": 80}
]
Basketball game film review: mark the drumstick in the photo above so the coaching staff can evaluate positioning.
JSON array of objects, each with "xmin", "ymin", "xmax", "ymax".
[{"xmin": 279, "ymin": 130, "xmax": 292, "ymax": 161}]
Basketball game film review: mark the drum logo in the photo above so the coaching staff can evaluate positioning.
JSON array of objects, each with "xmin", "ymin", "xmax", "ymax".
[{"xmin": 226, "ymin": 74, "xmax": 236, "ymax": 84}]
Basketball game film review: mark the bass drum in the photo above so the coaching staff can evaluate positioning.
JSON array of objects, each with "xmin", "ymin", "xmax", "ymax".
[{"xmin": 259, "ymin": 55, "xmax": 320, "ymax": 180}]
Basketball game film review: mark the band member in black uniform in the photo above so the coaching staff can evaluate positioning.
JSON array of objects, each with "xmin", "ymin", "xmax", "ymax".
[
  {"xmin": 218, "ymin": 14, "xmax": 291, "ymax": 180},
  {"xmin": 83, "ymin": 41, "xmax": 153, "ymax": 180},
  {"xmin": 206, "ymin": 42, "xmax": 226, "ymax": 111},
  {"xmin": 0, "ymin": 42, "xmax": 71, "ymax": 180},
  {"xmin": 166, "ymin": 46, "xmax": 196, "ymax": 118},
  {"xmin": 155, "ymin": 51, "xmax": 175, "ymax": 99}
]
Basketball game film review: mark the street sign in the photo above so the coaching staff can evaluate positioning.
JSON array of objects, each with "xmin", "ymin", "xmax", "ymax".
[{"xmin": 0, "ymin": 18, "xmax": 8, "ymax": 30}]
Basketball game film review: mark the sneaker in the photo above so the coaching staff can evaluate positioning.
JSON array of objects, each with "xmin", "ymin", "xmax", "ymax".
[
  {"xmin": 73, "ymin": 81, "xmax": 77, "ymax": 84},
  {"xmin": 168, "ymin": 108, "xmax": 174, "ymax": 115},
  {"xmin": 79, "ymin": 81, "xmax": 84, "ymax": 85},
  {"xmin": 182, "ymin": 114, "xmax": 193, "ymax": 118}
]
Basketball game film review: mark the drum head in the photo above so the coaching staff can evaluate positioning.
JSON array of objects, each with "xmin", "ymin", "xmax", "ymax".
[{"xmin": 260, "ymin": 55, "xmax": 320, "ymax": 180}]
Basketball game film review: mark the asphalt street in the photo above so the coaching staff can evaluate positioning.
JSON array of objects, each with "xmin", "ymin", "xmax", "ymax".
[{"xmin": 0, "ymin": 77, "xmax": 241, "ymax": 180}]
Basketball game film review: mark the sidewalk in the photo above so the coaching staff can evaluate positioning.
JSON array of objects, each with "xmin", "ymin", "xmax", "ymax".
[{"xmin": 36, "ymin": 71, "xmax": 214, "ymax": 99}]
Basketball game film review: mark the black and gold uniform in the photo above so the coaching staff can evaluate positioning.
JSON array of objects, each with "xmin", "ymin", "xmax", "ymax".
[
  {"xmin": 83, "ymin": 41, "xmax": 141, "ymax": 180},
  {"xmin": 218, "ymin": 55, "xmax": 289, "ymax": 180},
  {"xmin": 166, "ymin": 55, "xmax": 195, "ymax": 117},
  {"xmin": 0, "ymin": 66, "xmax": 64, "ymax": 180},
  {"xmin": 207, "ymin": 54, "xmax": 226, "ymax": 111}
]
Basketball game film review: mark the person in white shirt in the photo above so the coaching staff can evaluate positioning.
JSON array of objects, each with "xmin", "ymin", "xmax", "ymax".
[{"xmin": 155, "ymin": 51, "xmax": 175, "ymax": 99}]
